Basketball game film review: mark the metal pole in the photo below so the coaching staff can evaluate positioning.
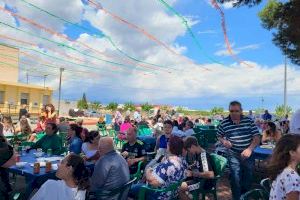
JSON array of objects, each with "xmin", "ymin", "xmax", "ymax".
[
  {"xmin": 43, "ymin": 75, "xmax": 48, "ymax": 88},
  {"xmin": 58, "ymin": 68, "xmax": 64, "ymax": 116},
  {"xmin": 284, "ymin": 55, "xmax": 287, "ymax": 115},
  {"xmin": 26, "ymin": 71, "xmax": 28, "ymax": 84}
]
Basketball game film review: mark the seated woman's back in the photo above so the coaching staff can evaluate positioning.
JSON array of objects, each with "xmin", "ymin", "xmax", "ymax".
[
  {"xmin": 147, "ymin": 136, "xmax": 185, "ymax": 200},
  {"xmin": 31, "ymin": 154, "xmax": 89, "ymax": 200},
  {"xmin": 270, "ymin": 167, "xmax": 300, "ymax": 200},
  {"xmin": 31, "ymin": 179, "xmax": 86, "ymax": 200},
  {"xmin": 153, "ymin": 155, "xmax": 185, "ymax": 186},
  {"xmin": 262, "ymin": 121, "xmax": 281, "ymax": 143},
  {"xmin": 81, "ymin": 131, "xmax": 100, "ymax": 160},
  {"xmin": 269, "ymin": 135, "xmax": 300, "ymax": 200}
]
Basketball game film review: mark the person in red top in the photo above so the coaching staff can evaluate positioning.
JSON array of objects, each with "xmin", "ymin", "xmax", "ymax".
[
  {"xmin": 45, "ymin": 104, "xmax": 57, "ymax": 124},
  {"xmin": 34, "ymin": 116, "xmax": 46, "ymax": 133}
]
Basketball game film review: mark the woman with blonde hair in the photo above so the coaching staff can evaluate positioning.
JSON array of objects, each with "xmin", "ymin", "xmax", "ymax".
[
  {"xmin": 15, "ymin": 116, "xmax": 34, "ymax": 141},
  {"xmin": 1, "ymin": 116, "xmax": 15, "ymax": 137}
]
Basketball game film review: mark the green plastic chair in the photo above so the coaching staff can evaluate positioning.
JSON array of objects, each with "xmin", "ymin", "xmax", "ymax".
[
  {"xmin": 108, "ymin": 129, "xmax": 116, "ymax": 137},
  {"xmin": 193, "ymin": 132, "xmax": 206, "ymax": 148},
  {"xmin": 192, "ymin": 153, "xmax": 228, "ymax": 200},
  {"xmin": 58, "ymin": 132, "xmax": 68, "ymax": 147},
  {"xmin": 240, "ymin": 189, "xmax": 269, "ymax": 200},
  {"xmin": 138, "ymin": 125, "xmax": 149, "ymax": 129},
  {"xmin": 260, "ymin": 178, "xmax": 271, "ymax": 195},
  {"xmin": 89, "ymin": 177, "xmax": 137, "ymax": 200},
  {"xmin": 16, "ymin": 133, "xmax": 28, "ymax": 141},
  {"xmin": 5, "ymin": 135, "xmax": 16, "ymax": 146},
  {"xmin": 198, "ymin": 125, "xmax": 210, "ymax": 130},
  {"xmin": 36, "ymin": 132, "xmax": 45, "ymax": 140},
  {"xmin": 138, "ymin": 128, "xmax": 152, "ymax": 136},
  {"xmin": 97, "ymin": 123, "xmax": 107, "ymax": 136},
  {"xmin": 21, "ymin": 141, "xmax": 34, "ymax": 147},
  {"xmin": 138, "ymin": 180, "xmax": 182, "ymax": 200},
  {"xmin": 202, "ymin": 130, "xmax": 218, "ymax": 145},
  {"xmin": 130, "ymin": 161, "xmax": 144, "ymax": 181},
  {"xmin": 193, "ymin": 127, "xmax": 202, "ymax": 134}
]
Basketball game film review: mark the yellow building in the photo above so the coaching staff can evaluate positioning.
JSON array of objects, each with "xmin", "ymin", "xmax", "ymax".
[{"xmin": 0, "ymin": 44, "xmax": 53, "ymax": 115}]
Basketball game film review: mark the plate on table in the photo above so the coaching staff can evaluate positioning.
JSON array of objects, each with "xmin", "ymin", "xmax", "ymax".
[
  {"xmin": 52, "ymin": 164, "xmax": 58, "ymax": 170},
  {"xmin": 44, "ymin": 157, "xmax": 63, "ymax": 162},
  {"xmin": 260, "ymin": 144, "xmax": 275, "ymax": 149},
  {"xmin": 16, "ymin": 162, "xmax": 27, "ymax": 168}
]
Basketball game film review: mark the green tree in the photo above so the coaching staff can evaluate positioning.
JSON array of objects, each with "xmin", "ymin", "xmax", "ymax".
[
  {"xmin": 141, "ymin": 103, "xmax": 153, "ymax": 112},
  {"xmin": 106, "ymin": 102, "xmax": 118, "ymax": 111},
  {"xmin": 275, "ymin": 104, "xmax": 292, "ymax": 118},
  {"xmin": 253, "ymin": 108, "xmax": 264, "ymax": 115},
  {"xmin": 160, "ymin": 105, "xmax": 169, "ymax": 112},
  {"xmin": 210, "ymin": 107, "xmax": 224, "ymax": 116},
  {"xmin": 176, "ymin": 106, "xmax": 186, "ymax": 113},
  {"xmin": 218, "ymin": 0, "xmax": 300, "ymax": 65},
  {"xmin": 124, "ymin": 102, "xmax": 135, "ymax": 111},
  {"xmin": 89, "ymin": 101, "xmax": 102, "ymax": 111},
  {"xmin": 77, "ymin": 93, "xmax": 88, "ymax": 110}
]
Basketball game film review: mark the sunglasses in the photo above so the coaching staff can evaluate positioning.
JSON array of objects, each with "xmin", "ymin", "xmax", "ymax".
[{"xmin": 230, "ymin": 110, "xmax": 240, "ymax": 113}]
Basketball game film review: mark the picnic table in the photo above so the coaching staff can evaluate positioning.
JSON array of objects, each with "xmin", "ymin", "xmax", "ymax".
[
  {"xmin": 253, "ymin": 145, "xmax": 273, "ymax": 160},
  {"xmin": 8, "ymin": 150, "xmax": 64, "ymax": 198}
]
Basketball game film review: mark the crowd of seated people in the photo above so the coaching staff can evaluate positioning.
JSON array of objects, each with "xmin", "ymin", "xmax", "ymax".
[{"xmin": 1, "ymin": 103, "xmax": 299, "ymax": 200}]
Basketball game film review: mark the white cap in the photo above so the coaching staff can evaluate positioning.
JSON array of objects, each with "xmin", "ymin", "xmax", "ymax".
[{"xmin": 290, "ymin": 109, "xmax": 300, "ymax": 134}]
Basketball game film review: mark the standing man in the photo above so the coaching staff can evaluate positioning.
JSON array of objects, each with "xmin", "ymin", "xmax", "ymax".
[
  {"xmin": 248, "ymin": 110, "xmax": 255, "ymax": 120},
  {"xmin": 217, "ymin": 101, "xmax": 260, "ymax": 200},
  {"xmin": 262, "ymin": 110, "xmax": 272, "ymax": 121}
]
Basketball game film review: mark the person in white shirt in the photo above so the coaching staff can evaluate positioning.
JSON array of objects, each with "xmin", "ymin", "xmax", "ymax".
[
  {"xmin": 269, "ymin": 134, "xmax": 300, "ymax": 200},
  {"xmin": 291, "ymin": 109, "xmax": 300, "ymax": 134},
  {"xmin": 153, "ymin": 118, "xmax": 163, "ymax": 132},
  {"xmin": 81, "ymin": 131, "xmax": 100, "ymax": 162},
  {"xmin": 247, "ymin": 110, "xmax": 255, "ymax": 121},
  {"xmin": 31, "ymin": 154, "xmax": 89, "ymax": 200},
  {"xmin": 133, "ymin": 110, "xmax": 141, "ymax": 123},
  {"xmin": 172, "ymin": 121, "xmax": 195, "ymax": 138},
  {"xmin": 2, "ymin": 116, "xmax": 15, "ymax": 137}
]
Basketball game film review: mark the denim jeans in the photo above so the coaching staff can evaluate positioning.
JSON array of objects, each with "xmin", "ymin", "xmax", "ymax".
[{"xmin": 227, "ymin": 150, "xmax": 255, "ymax": 200}]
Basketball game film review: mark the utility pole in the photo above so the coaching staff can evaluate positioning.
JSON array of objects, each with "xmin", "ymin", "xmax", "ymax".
[
  {"xmin": 58, "ymin": 68, "xmax": 64, "ymax": 116},
  {"xmin": 284, "ymin": 54, "xmax": 287, "ymax": 115},
  {"xmin": 43, "ymin": 74, "xmax": 48, "ymax": 88},
  {"xmin": 261, "ymin": 96, "xmax": 264, "ymax": 113},
  {"xmin": 26, "ymin": 71, "xmax": 28, "ymax": 84}
]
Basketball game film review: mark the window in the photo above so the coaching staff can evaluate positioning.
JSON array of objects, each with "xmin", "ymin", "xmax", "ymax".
[
  {"xmin": 20, "ymin": 93, "xmax": 29, "ymax": 105},
  {"xmin": 0, "ymin": 91, "xmax": 4, "ymax": 104},
  {"xmin": 43, "ymin": 95, "xmax": 50, "ymax": 105}
]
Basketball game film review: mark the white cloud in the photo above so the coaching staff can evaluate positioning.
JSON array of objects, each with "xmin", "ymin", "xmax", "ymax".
[
  {"xmin": 198, "ymin": 29, "xmax": 217, "ymax": 34},
  {"xmin": 237, "ymin": 44, "xmax": 260, "ymax": 51},
  {"xmin": 214, "ymin": 49, "xmax": 239, "ymax": 56},
  {"xmin": 215, "ymin": 43, "xmax": 261, "ymax": 56},
  {"xmin": 0, "ymin": 0, "xmax": 299, "ymax": 108},
  {"xmin": 222, "ymin": 0, "xmax": 238, "ymax": 9}
]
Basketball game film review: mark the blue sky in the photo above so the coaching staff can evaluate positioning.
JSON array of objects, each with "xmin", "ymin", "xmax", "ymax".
[{"xmin": 1, "ymin": 0, "xmax": 299, "ymax": 111}]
